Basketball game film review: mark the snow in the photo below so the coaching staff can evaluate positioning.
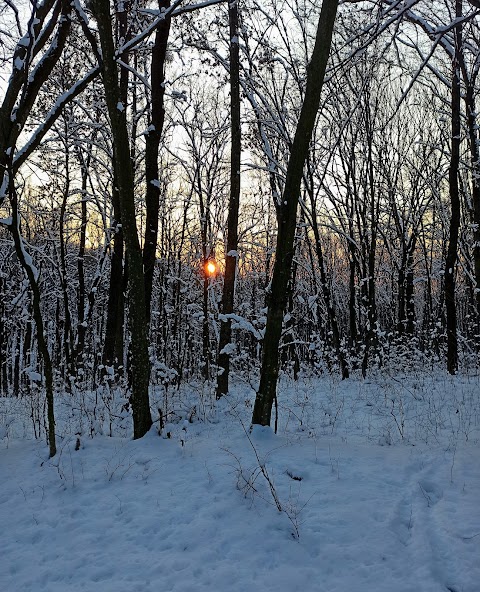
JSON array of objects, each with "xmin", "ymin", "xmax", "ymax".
[
  {"xmin": 219, "ymin": 342, "xmax": 236, "ymax": 355},
  {"xmin": 0, "ymin": 172, "xmax": 9, "ymax": 200},
  {"xmin": 71, "ymin": 0, "xmax": 90, "ymax": 27},
  {"xmin": 24, "ymin": 369, "xmax": 42, "ymax": 382},
  {"xmin": 0, "ymin": 373, "xmax": 479, "ymax": 592},
  {"xmin": 14, "ymin": 56, "xmax": 24, "ymax": 70},
  {"xmin": 17, "ymin": 233, "xmax": 39, "ymax": 281},
  {"xmin": 218, "ymin": 313, "xmax": 262, "ymax": 340}
]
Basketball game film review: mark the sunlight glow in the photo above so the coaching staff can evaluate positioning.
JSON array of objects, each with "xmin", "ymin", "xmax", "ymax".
[{"xmin": 205, "ymin": 261, "xmax": 217, "ymax": 276}]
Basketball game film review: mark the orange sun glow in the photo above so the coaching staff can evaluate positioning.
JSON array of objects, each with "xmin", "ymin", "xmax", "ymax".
[{"xmin": 206, "ymin": 261, "xmax": 217, "ymax": 276}]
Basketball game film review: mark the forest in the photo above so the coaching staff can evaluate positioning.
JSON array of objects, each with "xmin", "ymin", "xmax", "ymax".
[
  {"xmin": 0, "ymin": 1, "xmax": 479, "ymax": 591},
  {"xmin": 1, "ymin": 0, "xmax": 479, "ymax": 449}
]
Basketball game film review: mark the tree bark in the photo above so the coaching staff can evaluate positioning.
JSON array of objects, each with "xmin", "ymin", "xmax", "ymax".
[
  {"xmin": 361, "ymin": 105, "xmax": 379, "ymax": 377},
  {"xmin": 252, "ymin": 0, "xmax": 339, "ymax": 426},
  {"xmin": 0, "ymin": 275, "xmax": 7, "ymax": 395},
  {"xmin": 102, "ymin": 180, "xmax": 125, "ymax": 370},
  {"xmin": 463, "ymin": 77, "xmax": 480, "ymax": 327},
  {"xmin": 143, "ymin": 0, "xmax": 171, "ymax": 327},
  {"xmin": 216, "ymin": 0, "xmax": 241, "ymax": 398},
  {"xmin": 92, "ymin": 0, "xmax": 152, "ymax": 437},
  {"xmin": 445, "ymin": 0, "xmax": 462, "ymax": 374}
]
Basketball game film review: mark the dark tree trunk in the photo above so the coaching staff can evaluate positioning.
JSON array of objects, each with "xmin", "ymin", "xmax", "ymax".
[
  {"xmin": 0, "ymin": 275, "xmax": 7, "ymax": 395},
  {"xmin": 216, "ymin": 0, "xmax": 241, "ymax": 398},
  {"xmin": 92, "ymin": 0, "xmax": 152, "ymax": 437},
  {"xmin": 405, "ymin": 241, "xmax": 416, "ymax": 335},
  {"xmin": 309, "ymin": 206, "xmax": 349, "ymax": 379},
  {"xmin": 348, "ymin": 250, "xmax": 358, "ymax": 348},
  {"xmin": 463, "ymin": 76, "xmax": 480, "ymax": 329},
  {"xmin": 55, "ymin": 297, "xmax": 62, "ymax": 369},
  {"xmin": 143, "ymin": 0, "xmax": 171, "ymax": 326},
  {"xmin": 76, "ymin": 149, "xmax": 89, "ymax": 369},
  {"xmin": 23, "ymin": 301, "xmax": 32, "ymax": 394},
  {"xmin": 397, "ymin": 246, "xmax": 407, "ymax": 334},
  {"xmin": 361, "ymin": 107, "xmax": 379, "ymax": 378},
  {"xmin": 58, "ymin": 144, "xmax": 74, "ymax": 376},
  {"xmin": 12, "ymin": 330, "xmax": 19, "ymax": 397},
  {"xmin": 101, "ymin": 2, "xmax": 132, "ymax": 372},
  {"xmin": 202, "ymin": 275, "xmax": 211, "ymax": 381},
  {"xmin": 281, "ymin": 238, "xmax": 300, "ymax": 380},
  {"xmin": 445, "ymin": 1, "xmax": 462, "ymax": 375},
  {"xmin": 102, "ymin": 183, "xmax": 125, "ymax": 370},
  {"xmin": 252, "ymin": 0, "xmax": 339, "ymax": 426}
]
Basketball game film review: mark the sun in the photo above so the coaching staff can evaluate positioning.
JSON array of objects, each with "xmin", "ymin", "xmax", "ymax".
[{"xmin": 205, "ymin": 260, "xmax": 217, "ymax": 276}]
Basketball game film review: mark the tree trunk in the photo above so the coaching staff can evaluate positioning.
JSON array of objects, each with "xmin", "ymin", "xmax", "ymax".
[
  {"xmin": 0, "ymin": 275, "xmax": 7, "ymax": 395},
  {"xmin": 309, "ymin": 205, "xmax": 349, "ymax": 379},
  {"xmin": 143, "ymin": 0, "xmax": 171, "ymax": 326},
  {"xmin": 58, "ymin": 142, "xmax": 74, "ymax": 377},
  {"xmin": 92, "ymin": 0, "xmax": 152, "ymax": 437},
  {"xmin": 202, "ymin": 275, "xmax": 211, "ymax": 381},
  {"xmin": 9, "ymin": 180, "xmax": 56, "ymax": 456},
  {"xmin": 252, "ymin": 0, "xmax": 339, "ymax": 426},
  {"xmin": 102, "ymin": 182, "xmax": 125, "ymax": 370},
  {"xmin": 361, "ymin": 106, "xmax": 379, "ymax": 378},
  {"xmin": 76, "ymin": 147, "xmax": 90, "ymax": 369},
  {"xmin": 445, "ymin": 0, "xmax": 462, "ymax": 375},
  {"xmin": 405, "ymin": 240, "xmax": 416, "ymax": 335},
  {"xmin": 216, "ymin": 0, "xmax": 241, "ymax": 398},
  {"xmin": 463, "ymin": 76, "xmax": 480, "ymax": 331},
  {"xmin": 397, "ymin": 245, "xmax": 407, "ymax": 334}
]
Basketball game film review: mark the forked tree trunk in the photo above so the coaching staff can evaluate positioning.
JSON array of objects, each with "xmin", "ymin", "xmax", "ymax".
[
  {"xmin": 92, "ymin": 0, "xmax": 152, "ymax": 437},
  {"xmin": 102, "ymin": 1, "xmax": 130, "ymax": 372},
  {"xmin": 252, "ymin": 0, "xmax": 339, "ymax": 426}
]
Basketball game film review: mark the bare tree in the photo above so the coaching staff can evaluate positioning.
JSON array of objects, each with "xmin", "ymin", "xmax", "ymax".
[
  {"xmin": 216, "ymin": 0, "xmax": 241, "ymax": 398},
  {"xmin": 252, "ymin": 0, "xmax": 339, "ymax": 427},
  {"xmin": 90, "ymin": 0, "xmax": 153, "ymax": 437}
]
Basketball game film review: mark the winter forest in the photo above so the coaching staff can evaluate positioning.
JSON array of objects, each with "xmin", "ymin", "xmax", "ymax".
[{"xmin": 1, "ymin": 1, "xmax": 479, "ymax": 591}]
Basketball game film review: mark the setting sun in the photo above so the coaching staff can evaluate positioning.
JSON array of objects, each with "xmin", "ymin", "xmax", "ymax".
[{"xmin": 205, "ymin": 260, "xmax": 217, "ymax": 276}]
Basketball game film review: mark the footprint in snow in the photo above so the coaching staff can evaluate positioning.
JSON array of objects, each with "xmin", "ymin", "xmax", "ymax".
[{"xmin": 418, "ymin": 479, "xmax": 443, "ymax": 507}]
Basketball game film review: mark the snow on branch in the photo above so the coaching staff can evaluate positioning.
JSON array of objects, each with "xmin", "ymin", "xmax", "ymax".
[
  {"xmin": 218, "ymin": 314, "xmax": 263, "ymax": 341},
  {"xmin": 140, "ymin": 0, "xmax": 225, "ymax": 18},
  {"xmin": 13, "ymin": 68, "xmax": 99, "ymax": 171}
]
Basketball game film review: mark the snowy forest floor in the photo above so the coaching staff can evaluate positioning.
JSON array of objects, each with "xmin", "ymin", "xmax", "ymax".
[{"xmin": 1, "ymin": 371, "xmax": 479, "ymax": 592}]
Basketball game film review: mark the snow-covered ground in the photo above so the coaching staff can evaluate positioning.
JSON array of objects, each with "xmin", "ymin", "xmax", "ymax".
[{"xmin": 1, "ymin": 372, "xmax": 479, "ymax": 592}]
